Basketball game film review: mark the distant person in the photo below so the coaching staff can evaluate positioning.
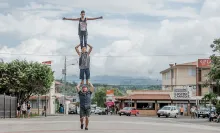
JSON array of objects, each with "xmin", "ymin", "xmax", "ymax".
[
  {"xmin": 21, "ymin": 102, "xmax": 27, "ymax": 118},
  {"xmin": 63, "ymin": 10, "xmax": 103, "ymax": 48},
  {"xmin": 17, "ymin": 103, "xmax": 21, "ymax": 118},
  {"xmin": 190, "ymin": 106, "xmax": 195, "ymax": 119},
  {"xmin": 180, "ymin": 106, "xmax": 184, "ymax": 116},
  {"xmin": 27, "ymin": 103, "xmax": 31, "ymax": 118},
  {"xmin": 76, "ymin": 82, "xmax": 94, "ymax": 130}
]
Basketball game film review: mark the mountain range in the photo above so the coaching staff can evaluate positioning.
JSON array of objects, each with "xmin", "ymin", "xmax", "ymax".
[{"xmin": 65, "ymin": 75, "xmax": 161, "ymax": 85}]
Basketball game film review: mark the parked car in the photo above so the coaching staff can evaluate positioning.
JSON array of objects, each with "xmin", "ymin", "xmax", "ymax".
[
  {"xmin": 126, "ymin": 107, "xmax": 139, "ymax": 116},
  {"xmin": 157, "ymin": 106, "xmax": 179, "ymax": 118},
  {"xmin": 91, "ymin": 108, "xmax": 95, "ymax": 113},
  {"xmin": 118, "ymin": 107, "xmax": 129, "ymax": 116},
  {"xmin": 118, "ymin": 107, "xmax": 139, "ymax": 116},
  {"xmin": 68, "ymin": 107, "xmax": 76, "ymax": 114},
  {"xmin": 98, "ymin": 108, "xmax": 107, "ymax": 115},
  {"xmin": 95, "ymin": 107, "xmax": 102, "ymax": 114},
  {"xmin": 195, "ymin": 108, "xmax": 209, "ymax": 118}
]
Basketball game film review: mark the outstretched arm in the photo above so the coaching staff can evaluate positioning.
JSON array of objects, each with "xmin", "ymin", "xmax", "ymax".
[
  {"xmin": 63, "ymin": 17, "xmax": 80, "ymax": 21},
  {"xmin": 87, "ymin": 44, "xmax": 93, "ymax": 55},
  {"xmin": 75, "ymin": 44, "xmax": 81, "ymax": 56},
  {"xmin": 88, "ymin": 82, "xmax": 94, "ymax": 92},
  {"xmin": 87, "ymin": 16, "xmax": 103, "ymax": 20}
]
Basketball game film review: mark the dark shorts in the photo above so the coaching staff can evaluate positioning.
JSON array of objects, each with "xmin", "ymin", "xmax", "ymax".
[
  {"xmin": 22, "ymin": 110, "xmax": 26, "ymax": 114},
  {"xmin": 80, "ymin": 68, "xmax": 90, "ymax": 80},
  {"xmin": 79, "ymin": 34, "xmax": 88, "ymax": 48},
  {"xmin": 80, "ymin": 107, "xmax": 91, "ymax": 118}
]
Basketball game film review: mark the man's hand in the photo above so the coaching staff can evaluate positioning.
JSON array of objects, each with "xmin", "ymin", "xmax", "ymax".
[
  {"xmin": 99, "ymin": 16, "xmax": 103, "ymax": 19},
  {"xmin": 63, "ymin": 17, "xmax": 66, "ymax": 20},
  {"xmin": 87, "ymin": 44, "xmax": 93, "ymax": 55}
]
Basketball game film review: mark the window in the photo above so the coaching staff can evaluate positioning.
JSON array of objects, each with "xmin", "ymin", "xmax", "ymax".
[
  {"xmin": 188, "ymin": 67, "xmax": 196, "ymax": 76},
  {"xmin": 136, "ymin": 102, "xmax": 155, "ymax": 110},
  {"xmin": 164, "ymin": 71, "xmax": 171, "ymax": 80}
]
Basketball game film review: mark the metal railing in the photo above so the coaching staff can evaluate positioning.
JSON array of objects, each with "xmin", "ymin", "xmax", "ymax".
[{"xmin": 0, "ymin": 94, "xmax": 17, "ymax": 118}]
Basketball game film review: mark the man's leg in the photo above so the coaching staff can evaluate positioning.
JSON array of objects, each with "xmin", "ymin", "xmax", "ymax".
[
  {"xmin": 80, "ymin": 69, "xmax": 84, "ymax": 85},
  {"xmin": 80, "ymin": 107, "xmax": 85, "ymax": 129},
  {"xmin": 85, "ymin": 108, "xmax": 91, "ymax": 130},
  {"xmin": 85, "ymin": 68, "xmax": 90, "ymax": 85},
  {"xmin": 79, "ymin": 35, "xmax": 83, "ymax": 48},
  {"xmin": 84, "ymin": 34, "xmax": 88, "ymax": 48}
]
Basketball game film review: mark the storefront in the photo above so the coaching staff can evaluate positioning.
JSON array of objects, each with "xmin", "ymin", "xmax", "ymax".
[{"xmin": 116, "ymin": 94, "xmax": 171, "ymax": 116}]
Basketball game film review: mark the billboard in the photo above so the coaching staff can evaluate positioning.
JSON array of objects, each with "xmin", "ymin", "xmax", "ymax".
[
  {"xmin": 42, "ymin": 61, "xmax": 52, "ymax": 66},
  {"xmin": 173, "ymin": 88, "xmax": 189, "ymax": 99},
  {"xmin": 106, "ymin": 90, "xmax": 114, "ymax": 96},
  {"xmin": 198, "ymin": 59, "xmax": 211, "ymax": 67}
]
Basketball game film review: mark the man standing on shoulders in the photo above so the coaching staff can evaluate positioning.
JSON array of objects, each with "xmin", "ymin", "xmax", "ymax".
[
  {"xmin": 75, "ymin": 44, "xmax": 93, "ymax": 85},
  {"xmin": 76, "ymin": 82, "xmax": 94, "ymax": 130}
]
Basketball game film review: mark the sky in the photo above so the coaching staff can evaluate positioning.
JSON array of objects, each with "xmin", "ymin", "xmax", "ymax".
[{"xmin": 0, "ymin": 0, "xmax": 220, "ymax": 80}]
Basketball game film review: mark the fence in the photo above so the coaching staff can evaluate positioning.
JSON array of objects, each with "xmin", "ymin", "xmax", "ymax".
[{"xmin": 0, "ymin": 94, "xmax": 17, "ymax": 118}]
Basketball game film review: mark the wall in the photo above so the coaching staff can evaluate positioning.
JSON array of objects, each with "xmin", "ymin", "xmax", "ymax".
[
  {"xmin": 201, "ymin": 69, "xmax": 209, "ymax": 82},
  {"xmin": 176, "ymin": 66, "xmax": 196, "ymax": 86},
  {"xmin": 201, "ymin": 87, "xmax": 209, "ymax": 96},
  {"xmin": 139, "ymin": 110, "xmax": 156, "ymax": 116},
  {"xmin": 48, "ymin": 81, "xmax": 55, "ymax": 115}
]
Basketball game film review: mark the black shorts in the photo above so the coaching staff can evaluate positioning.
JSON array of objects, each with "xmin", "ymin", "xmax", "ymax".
[
  {"xmin": 22, "ymin": 110, "xmax": 26, "ymax": 114},
  {"xmin": 80, "ymin": 107, "xmax": 91, "ymax": 118},
  {"xmin": 80, "ymin": 68, "xmax": 90, "ymax": 80}
]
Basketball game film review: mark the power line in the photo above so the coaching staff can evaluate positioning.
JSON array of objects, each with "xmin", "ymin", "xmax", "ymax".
[{"xmin": 0, "ymin": 52, "xmax": 214, "ymax": 57}]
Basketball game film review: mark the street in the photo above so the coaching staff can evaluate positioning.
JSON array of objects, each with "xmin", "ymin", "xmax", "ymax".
[{"xmin": 0, "ymin": 115, "xmax": 219, "ymax": 133}]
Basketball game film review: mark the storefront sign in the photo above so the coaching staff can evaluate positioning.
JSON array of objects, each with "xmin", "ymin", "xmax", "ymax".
[
  {"xmin": 106, "ymin": 90, "xmax": 114, "ymax": 96},
  {"xmin": 198, "ymin": 59, "xmax": 211, "ymax": 67},
  {"xmin": 157, "ymin": 101, "xmax": 171, "ymax": 103},
  {"xmin": 173, "ymin": 88, "xmax": 189, "ymax": 99}
]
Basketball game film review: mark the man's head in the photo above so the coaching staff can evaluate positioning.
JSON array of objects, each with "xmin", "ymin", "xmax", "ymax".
[
  {"xmin": 81, "ymin": 10, "xmax": 85, "ymax": 18},
  {"xmin": 82, "ymin": 85, "xmax": 88, "ymax": 92},
  {"xmin": 81, "ymin": 46, "xmax": 87, "ymax": 53}
]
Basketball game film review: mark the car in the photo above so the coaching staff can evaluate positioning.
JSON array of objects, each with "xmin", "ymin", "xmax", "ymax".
[
  {"xmin": 125, "ymin": 107, "xmax": 139, "ymax": 116},
  {"xmin": 157, "ymin": 106, "xmax": 179, "ymax": 118},
  {"xmin": 68, "ymin": 107, "xmax": 76, "ymax": 114},
  {"xmin": 118, "ymin": 107, "xmax": 139, "ymax": 116},
  {"xmin": 94, "ymin": 107, "xmax": 102, "ymax": 114},
  {"xmin": 118, "ymin": 107, "xmax": 129, "ymax": 116},
  {"xmin": 195, "ymin": 108, "xmax": 210, "ymax": 118},
  {"xmin": 91, "ymin": 108, "xmax": 95, "ymax": 113},
  {"xmin": 98, "ymin": 108, "xmax": 107, "ymax": 115}
]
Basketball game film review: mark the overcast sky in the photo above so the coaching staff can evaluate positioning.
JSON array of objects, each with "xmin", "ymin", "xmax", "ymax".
[{"xmin": 0, "ymin": 0, "xmax": 219, "ymax": 79}]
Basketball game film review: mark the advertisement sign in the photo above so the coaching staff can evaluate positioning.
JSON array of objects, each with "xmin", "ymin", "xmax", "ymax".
[
  {"xmin": 42, "ymin": 61, "xmax": 52, "ymax": 66},
  {"xmin": 198, "ymin": 59, "xmax": 211, "ymax": 67},
  {"xmin": 106, "ymin": 90, "xmax": 114, "ymax": 96},
  {"xmin": 173, "ymin": 88, "xmax": 189, "ymax": 99}
]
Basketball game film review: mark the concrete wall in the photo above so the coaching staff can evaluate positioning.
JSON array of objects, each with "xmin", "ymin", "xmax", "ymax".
[{"xmin": 176, "ymin": 66, "xmax": 196, "ymax": 85}]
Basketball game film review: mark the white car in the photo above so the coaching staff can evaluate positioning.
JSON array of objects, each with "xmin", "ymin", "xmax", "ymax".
[
  {"xmin": 157, "ymin": 106, "xmax": 179, "ymax": 118},
  {"xmin": 94, "ymin": 107, "xmax": 102, "ymax": 114},
  {"xmin": 91, "ymin": 108, "xmax": 95, "ymax": 113}
]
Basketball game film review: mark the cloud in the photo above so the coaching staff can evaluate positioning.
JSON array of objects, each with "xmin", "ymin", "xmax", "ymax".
[{"xmin": 1, "ymin": 0, "xmax": 220, "ymax": 80}]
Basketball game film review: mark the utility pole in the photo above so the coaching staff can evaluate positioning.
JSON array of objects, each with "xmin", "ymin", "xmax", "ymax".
[{"xmin": 63, "ymin": 56, "xmax": 67, "ymax": 114}]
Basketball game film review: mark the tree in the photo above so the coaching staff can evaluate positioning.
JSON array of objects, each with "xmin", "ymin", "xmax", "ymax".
[
  {"xmin": 0, "ymin": 60, "xmax": 54, "ymax": 103},
  {"xmin": 207, "ymin": 38, "xmax": 220, "ymax": 95},
  {"xmin": 202, "ymin": 92, "xmax": 217, "ymax": 106},
  {"xmin": 92, "ymin": 87, "xmax": 123, "ymax": 107}
]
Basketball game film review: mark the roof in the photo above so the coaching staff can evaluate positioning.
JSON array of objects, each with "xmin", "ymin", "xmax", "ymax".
[
  {"xmin": 160, "ymin": 61, "xmax": 197, "ymax": 74},
  {"xmin": 115, "ymin": 94, "xmax": 171, "ymax": 100},
  {"xmin": 55, "ymin": 81, "xmax": 62, "ymax": 85},
  {"xmin": 176, "ymin": 61, "xmax": 197, "ymax": 66}
]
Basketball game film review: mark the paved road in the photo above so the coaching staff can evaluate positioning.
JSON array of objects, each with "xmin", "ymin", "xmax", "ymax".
[{"xmin": 0, "ymin": 115, "xmax": 219, "ymax": 133}]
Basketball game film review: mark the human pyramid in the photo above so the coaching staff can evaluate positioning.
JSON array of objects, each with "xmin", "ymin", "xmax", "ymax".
[{"xmin": 63, "ymin": 10, "xmax": 103, "ymax": 86}]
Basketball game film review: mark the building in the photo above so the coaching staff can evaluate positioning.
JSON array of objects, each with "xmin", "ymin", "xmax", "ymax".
[
  {"xmin": 29, "ymin": 81, "xmax": 58, "ymax": 115},
  {"xmin": 160, "ymin": 59, "xmax": 214, "ymax": 96}
]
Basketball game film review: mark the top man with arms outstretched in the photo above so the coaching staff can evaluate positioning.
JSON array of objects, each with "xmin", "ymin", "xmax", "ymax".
[{"xmin": 63, "ymin": 10, "xmax": 103, "ymax": 48}]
